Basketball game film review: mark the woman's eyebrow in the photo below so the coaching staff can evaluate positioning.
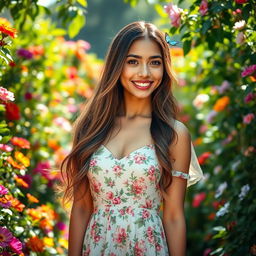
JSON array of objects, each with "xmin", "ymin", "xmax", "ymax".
[{"xmin": 126, "ymin": 54, "xmax": 162, "ymax": 59}]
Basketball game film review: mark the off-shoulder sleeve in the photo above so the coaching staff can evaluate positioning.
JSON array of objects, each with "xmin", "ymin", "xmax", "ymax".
[
  {"xmin": 187, "ymin": 141, "xmax": 204, "ymax": 187},
  {"xmin": 171, "ymin": 141, "xmax": 204, "ymax": 187}
]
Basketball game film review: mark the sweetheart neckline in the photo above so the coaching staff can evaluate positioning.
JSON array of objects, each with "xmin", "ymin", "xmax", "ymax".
[{"xmin": 101, "ymin": 144, "xmax": 155, "ymax": 161}]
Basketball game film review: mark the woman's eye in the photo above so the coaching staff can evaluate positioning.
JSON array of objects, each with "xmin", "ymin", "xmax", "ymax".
[
  {"xmin": 127, "ymin": 59, "xmax": 138, "ymax": 65},
  {"xmin": 151, "ymin": 60, "xmax": 161, "ymax": 66}
]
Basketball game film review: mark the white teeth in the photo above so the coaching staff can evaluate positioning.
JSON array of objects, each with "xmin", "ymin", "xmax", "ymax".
[{"xmin": 134, "ymin": 82, "xmax": 151, "ymax": 87}]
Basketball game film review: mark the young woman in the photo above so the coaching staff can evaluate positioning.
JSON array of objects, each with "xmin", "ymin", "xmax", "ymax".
[{"xmin": 61, "ymin": 21, "xmax": 203, "ymax": 256}]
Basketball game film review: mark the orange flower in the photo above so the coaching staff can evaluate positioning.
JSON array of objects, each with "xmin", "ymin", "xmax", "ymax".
[
  {"xmin": 26, "ymin": 193, "xmax": 39, "ymax": 203},
  {"xmin": 5, "ymin": 194, "xmax": 25, "ymax": 212},
  {"xmin": 213, "ymin": 96, "xmax": 230, "ymax": 112},
  {"xmin": 14, "ymin": 151, "xmax": 30, "ymax": 167},
  {"xmin": 48, "ymin": 139, "xmax": 60, "ymax": 151},
  {"xmin": 7, "ymin": 156, "xmax": 25, "ymax": 170},
  {"xmin": 170, "ymin": 47, "xmax": 184, "ymax": 57},
  {"xmin": 194, "ymin": 137, "xmax": 203, "ymax": 146},
  {"xmin": 0, "ymin": 24, "xmax": 17, "ymax": 38},
  {"xmin": 14, "ymin": 176, "xmax": 29, "ymax": 188},
  {"xmin": 40, "ymin": 218, "xmax": 53, "ymax": 231},
  {"xmin": 10, "ymin": 137, "xmax": 30, "ymax": 149},
  {"xmin": 26, "ymin": 208, "xmax": 41, "ymax": 220},
  {"xmin": 26, "ymin": 237, "xmax": 45, "ymax": 252}
]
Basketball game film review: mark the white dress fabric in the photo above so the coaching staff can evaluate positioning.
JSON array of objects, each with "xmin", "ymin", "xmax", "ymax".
[{"xmin": 82, "ymin": 143, "xmax": 203, "ymax": 256}]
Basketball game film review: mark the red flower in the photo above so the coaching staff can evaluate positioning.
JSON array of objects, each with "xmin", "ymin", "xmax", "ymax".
[
  {"xmin": 198, "ymin": 152, "xmax": 211, "ymax": 165},
  {"xmin": 11, "ymin": 137, "xmax": 30, "ymax": 149},
  {"xmin": 192, "ymin": 192, "xmax": 206, "ymax": 207},
  {"xmin": 0, "ymin": 24, "xmax": 17, "ymax": 38},
  {"xmin": 4, "ymin": 102, "xmax": 20, "ymax": 120},
  {"xmin": 235, "ymin": 0, "xmax": 247, "ymax": 3}
]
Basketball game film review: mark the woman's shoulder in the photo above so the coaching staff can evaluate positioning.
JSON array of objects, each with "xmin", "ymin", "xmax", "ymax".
[{"xmin": 171, "ymin": 119, "xmax": 191, "ymax": 143}]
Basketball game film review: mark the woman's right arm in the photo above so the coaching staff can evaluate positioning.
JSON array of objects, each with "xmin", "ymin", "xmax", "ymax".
[{"xmin": 68, "ymin": 181, "xmax": 94, "ymax": 256}]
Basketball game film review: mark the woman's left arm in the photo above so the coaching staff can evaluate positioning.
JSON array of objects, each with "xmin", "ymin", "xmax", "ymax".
[{"xmin": 162, "ymin": 121, "xmax": 191, "ymax": 256}]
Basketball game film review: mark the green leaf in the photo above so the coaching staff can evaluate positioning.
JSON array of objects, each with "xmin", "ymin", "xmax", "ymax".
[
  {"xmin": 51, "ymin": 28, "xmax": 67, "ymax": 36},
  {"xmin": 68, "ymin": 11, "xmax": 86, "ymax": 38},
  {"xmin": 183, "ymin": 39, "xmax": 192, "ymax": 55},
  {"xmin": 202, "ymin": 20, "xmax": 211, "ymax": 34},
  {"xmin": 77, "ymin": 0, "xmax": 87, "ymax": 7}
]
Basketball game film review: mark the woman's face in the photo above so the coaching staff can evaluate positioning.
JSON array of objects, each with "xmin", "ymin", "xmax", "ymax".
[{"xmin": 120, "ymin": 38, "xmax": 164, "ymax": 99}]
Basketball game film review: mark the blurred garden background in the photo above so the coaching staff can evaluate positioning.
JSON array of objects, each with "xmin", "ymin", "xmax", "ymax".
[{"xmin": 0, "ymin": 0, "xmax": 255, "ymax": 255}]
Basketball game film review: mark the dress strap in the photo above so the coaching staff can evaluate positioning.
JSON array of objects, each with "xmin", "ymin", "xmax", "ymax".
[{"xmin": 171, "ymin": 170, "xmax": 190, "ymax": 180}]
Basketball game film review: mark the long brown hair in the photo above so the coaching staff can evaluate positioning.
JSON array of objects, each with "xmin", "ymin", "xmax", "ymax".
[{"xmin": 61, "ymin": 21, "xmax": 179, "ymax": 203}]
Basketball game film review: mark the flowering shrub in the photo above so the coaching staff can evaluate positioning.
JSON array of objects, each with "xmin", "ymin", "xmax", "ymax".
[
  {"xmin": 0, "ymin": 15, "xmax": 102, "ymax": 255},
  {"xmin": 157, "ymin": 0, "xmax": 256, "ymax": 255}
]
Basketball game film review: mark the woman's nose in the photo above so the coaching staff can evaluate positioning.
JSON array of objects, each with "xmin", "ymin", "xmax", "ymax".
[{"xmin": 138, "ymin": 64, "xmax": 150, "ymax": 77}]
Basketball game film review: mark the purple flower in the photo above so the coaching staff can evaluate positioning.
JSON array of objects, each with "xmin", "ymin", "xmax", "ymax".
[
  {"xmin": 9, "ymin": 236, "xmax": 23, "ymax": 254},
  {"xmin": 0, "ymin": 226, "xmax": 13, "ymax": 247},
  {"xmin": 244, "ymin": 92, "xmax": 256, "ymax": 103},
  {"xmin": 0, "ymin": 201, "xmax": 11, "ymax": 208},
  {"xmin": 241, "ymin": 64, "xmax": 256, "ymax": 77},
  {"xmin": 0, "ymin": 185, "xmax": 8, "ymax": 195},
  {"xmin": 56, "ymin": 222, "xmax": 67, "ymax": 231},
  {"xmin": 16, "ymin": 48, "xmax": 33, "ymax": 59}
]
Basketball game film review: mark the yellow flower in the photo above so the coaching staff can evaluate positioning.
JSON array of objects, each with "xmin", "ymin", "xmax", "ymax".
[
  {"xmin": 59, "ymin": 238, "xmax": 68, "ymax": 249},
  {"xmin": 15, "ymin": 151, "xmax": 30, "ymax": 167},
  {"xmin": 43, "ymin": 237, "xmax": 54, "ymax": 247}
]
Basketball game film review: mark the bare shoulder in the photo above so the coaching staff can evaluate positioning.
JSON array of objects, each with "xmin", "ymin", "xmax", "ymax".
[{"xmin": 172, "ymin": 119, "xmax": 191, "ymax": 145}]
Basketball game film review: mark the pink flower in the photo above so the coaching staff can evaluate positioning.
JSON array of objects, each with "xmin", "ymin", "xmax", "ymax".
[
  {"xmin": 17, "ymin": 48, "xmax": 33, "ymax": 59},
  {"xmin": 0, "ymin": 185, "xmax": 9, "ymax": 195},
  {"xmin": 91, "ymin": 179, "xmax": 101, "ymax": 193},
  {"xmin": 126, "ymin": 206, "xmax": 134, "ymax": 216},
  {"xmin": 199, "ymin": 0, "xmax": 208, "ymax": 16},
  {"xmin": 142, "ymin": 209, "xmax": 150, "ymax": 219},
  {"xmin": 106, "ymin": 191, "xmax": 114, "ymax": 200},
  {"xmin": 0, "ymin": 87, "xmax": 15, "ymax": 101},
  {"xmin": 132, "ymin": 178, "xmax": 146, "ymax": 195},
  {"xmin": 53, "ymin": 117, "xmax": 72, "ymax": 131},
  {"xmin": 243, "ymin": 113, "xmax": 255, "ymax": 124},
  {"xmin": 134, "ymin": 154, "xmax": 146, "ymax": 164},
  {"xmin": 9, "ymin": 237, "xmax": 22, "ymax": 254},
  {"xmin": 192, "ymin": 192, "xmax": 206, "ymax": 207},
  {"xmin": 147, "ymin": 227, "xmax": 154, "ymax": 243},
  {"xmin": 204, "ymin": 248, "xmax": 212, "ymax": 256},
  {"xmin": 244, "ymin": 92, "xmax": 256, "ymax": 103},
  {"xmin": 0, "ymin": 144, "xmax": 13, "ymax": 152},
  {"xmin": 89, "ymin": 159, "xmax": 97, "ymax": 167},
  {"xmin": 241, "ymin": 64, "xmax": 256, "ymax": 77},
  {"xmin": 164, "ymin": 4, "xmax": 183, "ymax": 28},
  {"xmin": 113, "ymin": 165, "xmax": 122, "ymax": 175},
  {"xmin": 56, "ymin": 222, "xmax": 66, "ymax": 231},
  {"xmin": 119, "ymin": 209, "xmax": 125, "ymax": 215},
  {"xmin": 236, "ymin": 32, "xmax": 245, "ymax": 44},
  {"xmin": 135, "ymin": 240, "xmax": 146, "ymax": 255},
  {"xmin": 235, "ymin": 0, "xmax": 247, "ymax": 3},
  {"xmin": 113, "ymin": 227, "xmax": 127, "ymax": 244},
  {"xmin": 156, "ymin": 243, "xmax": 162, "ymax": 251},
  {"xmin": 112, "ymin": 197, "xmax": 121, "ymax": 204},
  {"xmin": 0, "ymin": 227, "xmax": 13, "ymax": 247},
  {"xmin": 142, "ymin": 199, "xmax": 153, "ymax": 209}
]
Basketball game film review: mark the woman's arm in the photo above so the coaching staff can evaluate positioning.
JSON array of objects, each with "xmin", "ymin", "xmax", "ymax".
[
  {"xmin": 68, "ymin": 180, "xmax": 94, "ymax": 256},
  {"xmin": 162, "ymin": 121, "xmax": 191, "ymax": 256}
]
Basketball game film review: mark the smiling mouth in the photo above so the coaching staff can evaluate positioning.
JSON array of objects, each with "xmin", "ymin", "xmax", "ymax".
[{"xmin": 132, "ymin": 81, "xmax": 153, "ymax": 90}]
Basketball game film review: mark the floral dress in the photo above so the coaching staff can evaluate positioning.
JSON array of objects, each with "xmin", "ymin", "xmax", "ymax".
[{"xmin": 82, "ymin": 144, "xmax": 189, "ymax": 256}]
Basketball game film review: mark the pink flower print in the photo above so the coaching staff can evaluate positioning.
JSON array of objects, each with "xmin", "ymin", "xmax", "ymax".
[
  {"xmin": 241, "ymin": 64, "xmax": 256, "ymax": 77},
  {"xmin": 142, "ymin": 209, "xmax": 151, "ymax": 219},
  {"xmin": 156, "ymin": 243, "xmax": 162, "ymax": 251},
  {"xmin": 199, "ymin": 0, "xmax": 208, "ymax": 16},
  {"xmin": 112, "ymin": 197, "xmax": 121, "ymax": 205},
  {"xmin": 134, "ymin": 154, "xmax": 146, "ymax": 164},
  {"xmin": 147, "ymin": 227, "xmax": 155, "ymax": 244},
  {"xmin": 83, "ymin": 247, "xmax": 90, "ymax": 256},
  {"xmin": 108, "ymin": 180, "xmax": 115, "ymax": 187},
  {"xmin": 126, "ymin": 206, "xmax": 135, "ymax": 216},
  {"xmin": 94, "ymin": 235, "xmax": 101, "ymax": 242},
  {"xmin": 110, "ymin": 253, "xmax": 117, "ymax": 256},
  {"xmin": 119, "ymin": 209, "xmax": 125, "ymax": 216},
  {"xmin": 142, "ymin": 199, "xmax": 153, "ymax": 209},
  {"xmin": 113, "ymin": 165, "xmax": 122, "ymax": 175},
  {"xmin": 132, "ymin": 178, "xmax": 147, "ymax": 195},
  {"xmin": 148, "ymin": 166, "xmax": 156, "ymax": 181},
  {"xmin": 106, "ymin": 191, "xmax": 114, "ymax": 200},
  {"xmin": 113, "ymin": 227, "xmax": 127, "ymax": 244},
  {"xmin": 89, "ymin": 159, "xmax": 97, "ymax": 167},
  {"xmin": 91, "ymin": 178, "xmax": 102, "ymax": 193},
  {"xmin": 134, "ymin": 240, "xmax": 146, "ymax": 256}
]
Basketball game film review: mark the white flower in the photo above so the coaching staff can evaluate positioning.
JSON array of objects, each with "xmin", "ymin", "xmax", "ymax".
[
  {"xmin": 238, "ymin": 184, "xmax": 250, "ymax": 200},
  {"xmin": 193, "ymin": 94, "xmax": 209, "ymax": 109},
  {"xmin": 233, "ymin": 20, "xmax": 246, "ymax": 30},
  {"xmin": 216, "ymin": 202, "xmax": 230, "ymax": 217},
  {"xmin": 215, "ymin": 182, "xmax": 227, "ymax": 198}
]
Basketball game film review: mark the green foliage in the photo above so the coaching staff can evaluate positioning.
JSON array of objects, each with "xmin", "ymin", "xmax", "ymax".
[
  {"xmin": 155, "ymin": 0, "xmax": 256, "ymax": 255},
  {"xmin": 0, "ymin": 14, "xmax": 102, "ymax": 255}
]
